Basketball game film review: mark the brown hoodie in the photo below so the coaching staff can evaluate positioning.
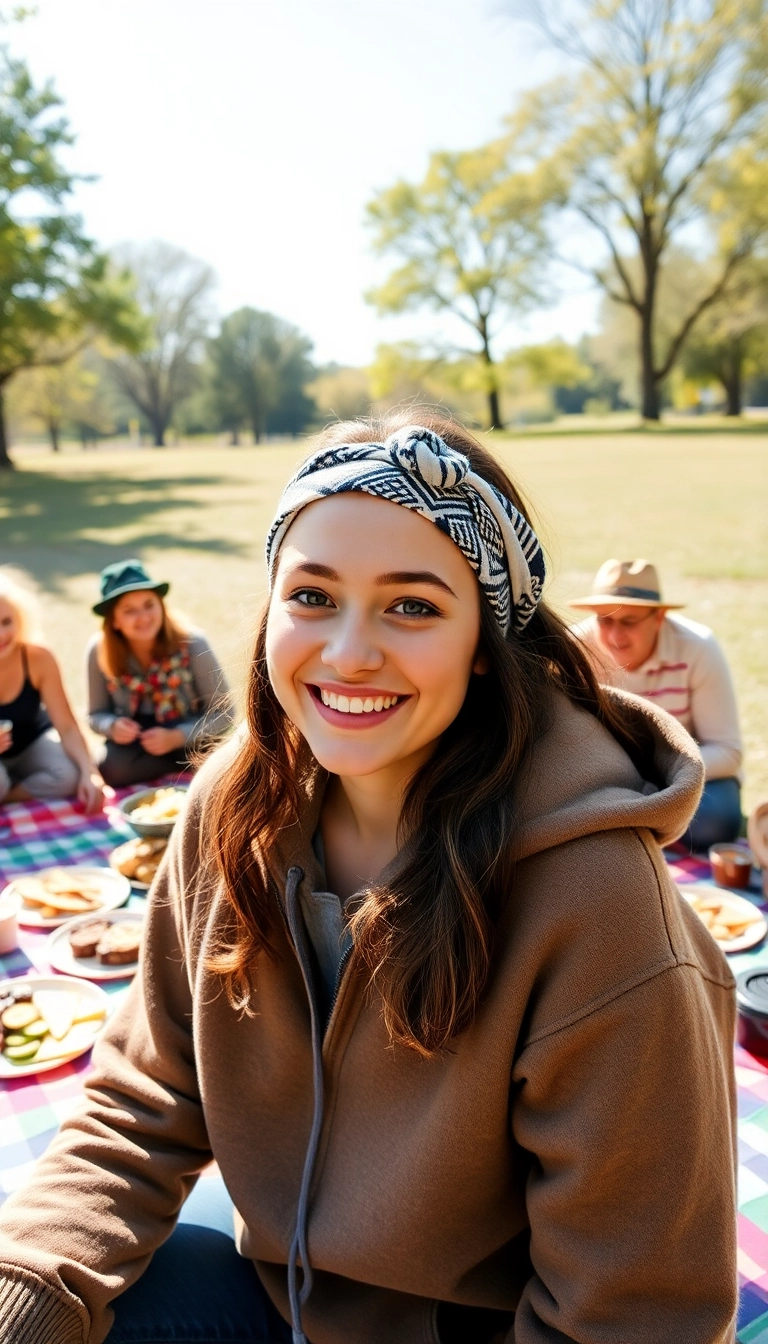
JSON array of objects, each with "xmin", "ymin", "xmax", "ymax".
[{"xmin": 0, "ymin": 689, "xmax": 738, "ymax": 1344}]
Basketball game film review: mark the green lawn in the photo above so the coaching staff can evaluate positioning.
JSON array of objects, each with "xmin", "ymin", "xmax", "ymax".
[{"xmin": 1, "ymin": 430, "xmax": 766, "ymax": 814}]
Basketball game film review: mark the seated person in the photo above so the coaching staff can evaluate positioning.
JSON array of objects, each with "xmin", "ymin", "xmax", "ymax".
[
  {"xmin": 570, "ymin": 559, "xmax": 742, "ymax": 851},
  {"xmin": 0, "ymin": 569, "xmax": 103, "ymax": 812},
  {"xmin": 87, "ymin": 559, "xmax": 235, "ymax": 789}
]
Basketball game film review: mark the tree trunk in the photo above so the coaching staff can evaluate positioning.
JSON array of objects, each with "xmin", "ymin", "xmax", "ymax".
[
  {"xmin": 479, "ymin": 323, "xmax": 503, "ymax": 430},
  {"xmin": 487, "ymin": 386, "xmax": 502, "ymax": 431},
  {"xmin": 722, "ymin": 346, "xmax": 743, "ymax": 417},
  {"xmin": 148, "ymin": 410, "xmax": 166, "ymax": 446},
  {"xmin": 0, "ymin": 387, "xmax": 13, "ymax": 469},
  {"xmin": 229, "ymin": 428, "xmax": 240, "ymax": 446},
  {"xmin": 48, "ymin": 421, "xmax": 60, "ymax": 452},
  {"xmin": 639, "ymin": 307, "xmax": 661, "ymax": 420}
]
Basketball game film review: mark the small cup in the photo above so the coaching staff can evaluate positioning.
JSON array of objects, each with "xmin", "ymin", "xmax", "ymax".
[
  {"xmin": 709, "ymin": 843, "xmax": 754, "ymax": 890},
  {"xmin": 0, "ymin": 888, "xmax": 21, "ymax": 955}
]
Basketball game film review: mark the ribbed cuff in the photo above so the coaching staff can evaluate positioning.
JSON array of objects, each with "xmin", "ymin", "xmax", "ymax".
[{"xmin": 0, "ymin": 1268, "xmax": 85, "ymax": 1344}]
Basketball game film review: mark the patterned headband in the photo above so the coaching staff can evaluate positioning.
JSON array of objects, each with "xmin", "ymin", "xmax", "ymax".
[{"xmin": 265, "ymin": 425, "xmax": 546, "ymax": 634}]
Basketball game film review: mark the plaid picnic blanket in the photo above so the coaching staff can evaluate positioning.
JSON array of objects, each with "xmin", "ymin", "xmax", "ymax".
[{"xmin": 2, "ymin": 805, "xmax": 768, "ymax": 1339}]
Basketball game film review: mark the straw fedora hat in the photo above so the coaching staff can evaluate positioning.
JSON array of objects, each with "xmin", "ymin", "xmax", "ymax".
[{"xmin": 568, "ymin": 559, "xmax": 684, "ymax": 611}]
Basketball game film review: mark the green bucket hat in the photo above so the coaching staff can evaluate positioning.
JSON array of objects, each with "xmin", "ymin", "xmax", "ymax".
[{"xmin": 93, "ymin": 559, "xmax": 170, "ymax": 616}]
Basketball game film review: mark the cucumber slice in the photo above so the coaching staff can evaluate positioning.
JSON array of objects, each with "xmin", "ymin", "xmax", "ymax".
[
  {"xmin": 1, "ymin": 1003, "xmax": 39, "ymax": 1031},
  {"xmin": 4, "ymin": 1034, "xmax": 29, "ymax": 1047},
  {"xmin": 21, "ymin": 1019, "xmax": 49, "ymax": 1040},
  {"xmin": 4, "ymin": 1040, "xmax": 41, "ymax": 1062}
]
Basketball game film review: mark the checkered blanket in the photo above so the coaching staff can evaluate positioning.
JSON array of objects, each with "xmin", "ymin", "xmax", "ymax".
[{"xmin": 2, "ymin": 805, "xmax": 768, "ymax": 1339}]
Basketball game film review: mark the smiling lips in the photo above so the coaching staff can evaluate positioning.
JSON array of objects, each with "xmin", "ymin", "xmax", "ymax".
[{"xmin": 309, "ymin": 684, "xmax": 408, "ymax": 727}]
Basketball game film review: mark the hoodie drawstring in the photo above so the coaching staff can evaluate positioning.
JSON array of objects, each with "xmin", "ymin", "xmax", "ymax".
[{"xmin": 284, "ymin": 865, "xmax": 325, "ymax": 1344}]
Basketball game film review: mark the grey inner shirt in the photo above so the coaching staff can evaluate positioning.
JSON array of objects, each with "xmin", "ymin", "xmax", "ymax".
[{"xmin": 299, "ymin": 830, "xmax": 355, "ymax": 1021}]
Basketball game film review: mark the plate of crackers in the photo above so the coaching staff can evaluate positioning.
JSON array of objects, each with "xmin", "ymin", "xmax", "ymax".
[
  {"xmin": 4, "ymin": 866, "xmax": 131, "ymax": 929},
  {"xmin": 0, "ymin": 975, "xmax": 110, "ymax": 1077},
  {"xmin": 109, "ymin": 835, "xmax": 167, "ymax": 890},
  {"xmin": 681, "ymin": 884, "xmax": 768, "ymax": 953},
  {"xmin": 46, "ymin": 909, "xmax": 145, "ymax": 981}
]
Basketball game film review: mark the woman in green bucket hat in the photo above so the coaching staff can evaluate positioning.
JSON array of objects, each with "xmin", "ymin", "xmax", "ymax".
[{"xmin": 86, "ymin": 559, "xmax": 235, "ymax": 787}]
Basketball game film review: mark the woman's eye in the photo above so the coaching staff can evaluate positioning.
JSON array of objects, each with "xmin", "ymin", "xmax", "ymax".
[
  {"xmin": 390, "ymin": 598, "xmax": 439, "ymax": 618},
  {"xmin": 290, "ymin": 589, "xmax": 334, "ymax": 608}
]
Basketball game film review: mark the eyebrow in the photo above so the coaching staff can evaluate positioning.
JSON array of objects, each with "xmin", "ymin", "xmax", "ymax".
[
  {"xmin": 286, "ymin": 563, "xmax": 457, "ymax": 598},
  {"xmin": 375, "ymin": 570, "xmax": 457, "ymax": 597}
]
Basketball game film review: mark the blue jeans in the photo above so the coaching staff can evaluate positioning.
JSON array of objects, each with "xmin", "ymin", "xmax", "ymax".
[
  {"xmin": 105, "ymin": 1176, "xmax": 293, "ymax": 1343},
  {"xmin": 682, "ymin": 776, "xmax": 742, "ymax": 853}
]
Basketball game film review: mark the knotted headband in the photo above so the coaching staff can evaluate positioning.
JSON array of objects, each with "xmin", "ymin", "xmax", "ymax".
[{"xmin": 265, "ymin": 425, "xmax": 546, "ymax": 634}]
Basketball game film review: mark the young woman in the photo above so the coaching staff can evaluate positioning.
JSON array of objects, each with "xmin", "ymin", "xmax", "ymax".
[
  {"xmin": 86, "ymin": 559, "xmax": 235, "ymax": 788},
  {"xmin": 0, "ymin": 418, "xmax": 737, "ymax": 1344},
  {"xmin": 0, "ymin": 569, "xmax": 103, "ymax": 812}
]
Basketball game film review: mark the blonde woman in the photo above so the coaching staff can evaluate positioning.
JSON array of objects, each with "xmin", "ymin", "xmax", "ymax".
[
  {"xmin": 0, "ymin": 569, "xmax": 103, "ymax": 812},
  {"xmin": 86, "ymin": 559, "xmax": 234, "ymax": 788}
]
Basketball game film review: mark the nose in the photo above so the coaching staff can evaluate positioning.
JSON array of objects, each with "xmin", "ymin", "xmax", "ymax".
[{"xmin": 320, "ymin": 609, "xmax": 384, "ymax": 677}]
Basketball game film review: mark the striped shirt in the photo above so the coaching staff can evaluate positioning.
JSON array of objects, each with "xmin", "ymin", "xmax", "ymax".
[{"xmin": 574, "ymin": 614, "xmax": 742, "ymax": 781}]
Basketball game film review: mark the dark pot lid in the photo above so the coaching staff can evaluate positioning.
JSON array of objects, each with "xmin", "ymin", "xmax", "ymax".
[{"xmin": 737, "ymin": 970, "xmax": 768, "ymax": 1019}]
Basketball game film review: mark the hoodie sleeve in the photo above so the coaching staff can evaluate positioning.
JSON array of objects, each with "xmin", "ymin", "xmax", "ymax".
[
  {"xmin": 0, "ymin": 787, "xmax": 213, "ymax": 1344},
  {"xmin": 506, "ymin": 839, "xmax": 738, "ymax": 1344}
]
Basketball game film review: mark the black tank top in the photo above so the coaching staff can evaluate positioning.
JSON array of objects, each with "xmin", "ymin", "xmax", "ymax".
[{"xmin": 0, "ymin": 646, "xmax": 52, "ymax": 758}]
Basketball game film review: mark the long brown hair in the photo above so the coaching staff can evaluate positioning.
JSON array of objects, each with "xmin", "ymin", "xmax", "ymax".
[
  {"xmin": 98, "ymin": 595, "xmax": 189, "ymax": 678},
  {"xmin": 205, "ymin": 410, "xmax": 656, "ymax": 1054}
]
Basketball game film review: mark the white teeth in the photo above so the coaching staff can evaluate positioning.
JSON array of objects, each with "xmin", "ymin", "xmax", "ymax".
[{"xmin": 318, "ymin": 690, "xmax": 401, "ymax": 714}]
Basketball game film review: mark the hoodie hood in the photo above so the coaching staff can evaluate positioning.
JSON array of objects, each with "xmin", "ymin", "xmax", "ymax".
[{"xmin": 515, "ymin": 685, "xmax": 704, "ymax": 860}]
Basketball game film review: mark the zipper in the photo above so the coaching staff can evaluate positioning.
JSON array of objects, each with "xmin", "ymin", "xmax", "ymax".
[{"xmin": 328, "ymin": 942, "xmax": 354, "ymax": 1020}]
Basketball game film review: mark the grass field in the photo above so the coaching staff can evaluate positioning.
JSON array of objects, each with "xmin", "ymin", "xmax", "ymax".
[{"xmin": 1, "ymin": 429, "xmax": 766, "ymax": 814}]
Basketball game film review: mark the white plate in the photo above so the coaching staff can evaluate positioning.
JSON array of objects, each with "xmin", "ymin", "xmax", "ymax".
[
  {"xmin": 5, "ymin": 866, "xmax": 131, "ymax": 929},
  {"xmin": 0, "ymin": 975, "xmax": 111, "ymax": 1078},
  {"xmin": 680, "ymin": 884, "xmax": 768, "ymax": 953},
  {"xmin": 46, "ymin": 909, "xmax": 145, "ymax": 981}
]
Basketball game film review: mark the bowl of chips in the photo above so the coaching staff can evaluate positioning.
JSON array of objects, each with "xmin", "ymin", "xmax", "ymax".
[{"xmin": 115, "ymin": 785, "xmax": 189, "ymax": 838}]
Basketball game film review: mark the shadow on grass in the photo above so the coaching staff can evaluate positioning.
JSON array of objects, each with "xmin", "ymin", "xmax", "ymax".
[{"xmin": 0, "ymin": 470, "xmax": 249, "ymax": 591}]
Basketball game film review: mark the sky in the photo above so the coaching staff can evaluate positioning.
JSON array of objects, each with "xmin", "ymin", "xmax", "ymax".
[{"xmin": 11, "ymin": 0, "xmax": 599, "ymax": 365}]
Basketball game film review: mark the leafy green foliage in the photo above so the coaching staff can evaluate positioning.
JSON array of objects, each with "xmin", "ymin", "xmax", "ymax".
[
  {"xmin": 0, "ymin": 47, "xmax": 144, "ymax": 463},
  {"xmin": 366, "ymin": 144, "xmax": 553, "ymax": 428},
  {"xmin": 509, "ymin": 0, "xmax": 768, "ymax": 418},
  {"xmin": 205, "ymin": 307, "xmax": 315, "ymax": 442}
]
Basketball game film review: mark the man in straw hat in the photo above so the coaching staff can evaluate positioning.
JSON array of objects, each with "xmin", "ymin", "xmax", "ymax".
[{"xmin": 570, "ymin": 559, "xmax": 742, "ymax": 851}]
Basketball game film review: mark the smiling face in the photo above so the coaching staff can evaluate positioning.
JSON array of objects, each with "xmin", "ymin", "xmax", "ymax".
[
  {"xmin": 266, "ymin": 493, "xmax": 486, "ymax": 786},
  {"xmin": 110, "ymin": 589, "xmax": 165, "ymax": 647},
  {"xmin": 592, "ymin": 604, "xmax": 666, "ymax": 671},
  {"xmin": 0, "ymin": 598, "xmax": 19, "ymax": 659}
]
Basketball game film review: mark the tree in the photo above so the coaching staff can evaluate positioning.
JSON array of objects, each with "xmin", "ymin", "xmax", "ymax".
[
  {"xmin": 206, "ymin": 307, "xmax": 315, "ymax": 442},
  {"xmin": 8, "ymin": 346, "xmax": 116, "ymax": 450},
  {"xmin": 681, "ymin": 262, "xmax": 768, "ymax": 413},
  {"xmin": 109, "ymin": 241, "xmax": 215, "ymax": 446},
  {"xmin": 509, "ymin": 0, "xmax": 768, "ymax": 419},
  {"xmin": 0, "ymin": 48, "xmax": 144, "ymax": 466},
  {"xmin": 366, "ymin": 143, "xmax": 553, "ymax": 429}
]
